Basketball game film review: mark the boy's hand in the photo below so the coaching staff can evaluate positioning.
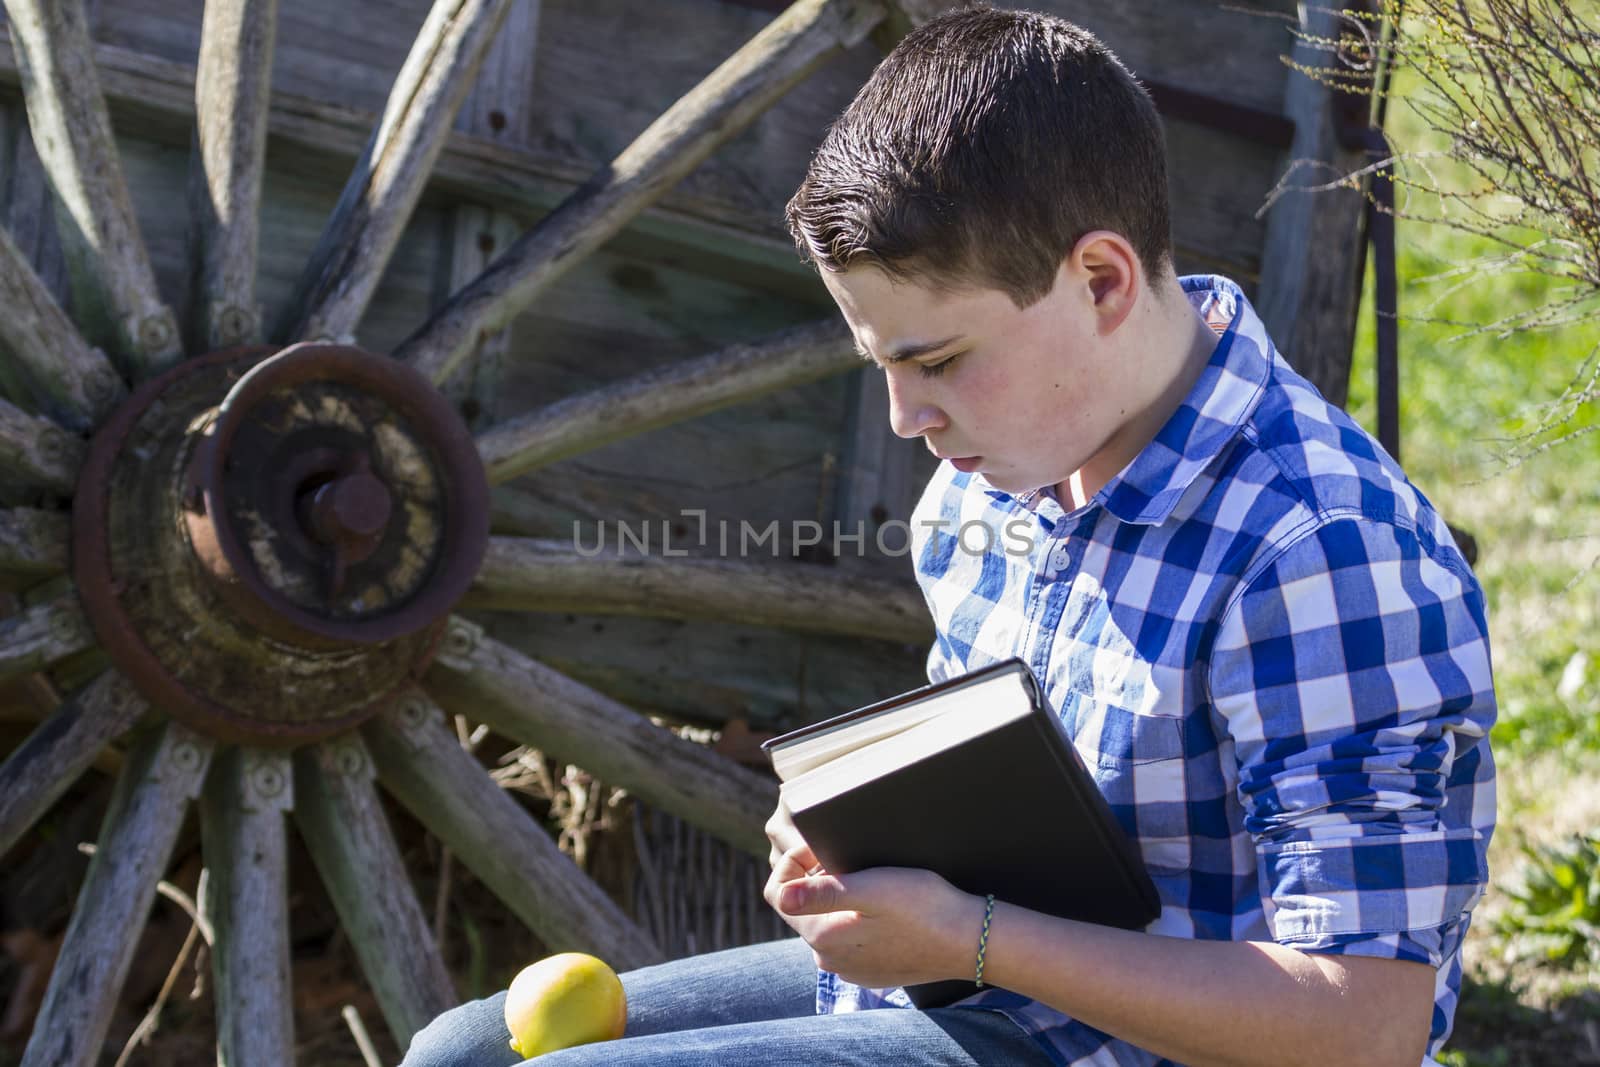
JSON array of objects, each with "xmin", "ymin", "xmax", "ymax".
[
  {"xmin": 764, "ymin": 801, "xmax": 820, "ymax": 876},
  {"xmin": 762, "ymin": 856, "xmax": 985, "ymax": 990}
]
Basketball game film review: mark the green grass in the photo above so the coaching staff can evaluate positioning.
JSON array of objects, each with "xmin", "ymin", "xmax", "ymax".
[{"xmin": 1339, "ymin": 44, "xmax": 1600, "ymax": 1063}]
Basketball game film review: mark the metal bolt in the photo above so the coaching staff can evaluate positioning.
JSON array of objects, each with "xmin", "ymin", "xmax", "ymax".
[
  {"xmin": 216, "ymin": 305, "xmax": 254, "ymax": 346},
  {"xmin": 170, "ymin": 741, "xmax": 203, "ymax": 775},
  {"xmin": 138, "ymin": 313, "xmax": 176, "ymax": 354},
  {"xmin": 444, "ymin": 623, "xmax": 476, "ymax": 659},
  {"xmin": 50, "ymin": 612, "xmax": 81, "ymax": 643},
  {"xmin": 250, "ymin": 760, "xmax": 287, "ymax": 798},
  {"xmin": 334, "ymin": 743, "xmax": 366, "ymax": 777},
  {"xmin": 107, "ymin": 681, "xmax": 134, "ymax": 712},
  {"xmin": 399, "ymin": 696, "xmax": 429, "ymax": 727},
  {"xmin": 308, "ymin": 471, "xmax": 392, "ymax": 546}
]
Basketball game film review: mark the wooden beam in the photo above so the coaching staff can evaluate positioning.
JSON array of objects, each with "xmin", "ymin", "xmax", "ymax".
[
  {"xmin": 364, "ymin": 692, "xmax": 664, "ymax": 970},
  {"xmin": 293, "ymin": 734, "xmax": 456, "ymax": 1049},
  {"xmin": 832, "ymin": 366, "xmax": 932, "ymax": 571},
  {"xmin": 280, "ymin": 0, "xmax": 518, "ymax": 344},
  {"xmin": 0, "ymin": 670, "xmax": 145, "ymax": 858},
  {"xmin": 0, "ymin": 591, "xmax": 95, "ymax": 687},
  {"xmin": 20, "ymin": 721, "xmax": 213, "ymax": 1067},
  {"xmin": 0, "ymin": 506, "xmax": 69, "ymax": 581},
  {"xmin": 188, "ymin": 0, "xmax": 279, "ymax": 350},
  {"xmin": 0, "ymin": 0, "xmax": 182, "ymax": 378},
  {"xmin": 477, "ymin": 318, "xmax": 855, "ymax": 485},
  {"xmin": 0, "ymin": 26, "xmax": 812, "ymax": 294},
  {"xmin": 467, "ymin": 536, "xmax": 933, "ymax": 644},
  {"xmin": 391, "ymin": 0, "xmax": 889, "ymax": 384},
  {"xmin": 0, "ymin": 395, "xmax": 84, "ymax": 496},
  {"xmin": 437, "ymin": 0, "xmax": 541, "ymax": 429},
  {"xmin": 201, "ymin": 746, "xmax": 295, "ymax": 1067},
  {"xmin": 425, "ymin": 616, "xmax": 777, "ymax": 857},
  {"xmin": 0, "ymin": 225, "xmax": 124, "ymax": 431},
  {"xmin": 1254, "ymin": 4, "xmax": 1368, "ymax": 407}
]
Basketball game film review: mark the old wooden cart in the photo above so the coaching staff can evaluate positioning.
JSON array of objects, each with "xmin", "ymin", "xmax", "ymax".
[{"xmin": 0, "ymin": 0, "xmax": 1373, "ymax": 1061}]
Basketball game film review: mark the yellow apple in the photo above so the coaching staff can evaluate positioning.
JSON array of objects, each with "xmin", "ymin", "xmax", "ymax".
[{"xmin": 503, "ymin": 952, "xmax": 627, "ymax": 1059}]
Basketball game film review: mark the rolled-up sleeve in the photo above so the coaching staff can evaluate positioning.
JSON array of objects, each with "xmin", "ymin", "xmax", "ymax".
[{"xmin": 1207, "ymin": 514, "xmax": 1497, "ymax": 965}]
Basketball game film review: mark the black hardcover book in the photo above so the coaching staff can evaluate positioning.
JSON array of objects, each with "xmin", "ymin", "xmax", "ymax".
[{"xmin": 761, "ymin": 658, "xmax": 1161, "ymax": 1009}]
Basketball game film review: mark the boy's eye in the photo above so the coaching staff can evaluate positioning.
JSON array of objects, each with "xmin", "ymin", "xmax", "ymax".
[{"xmin": 917, "ymin": 354, "xmax": 959, "ymax": 379}]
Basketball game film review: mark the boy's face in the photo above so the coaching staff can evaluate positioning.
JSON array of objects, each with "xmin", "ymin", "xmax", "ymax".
[{"xmin": 819, "ymin": 261, "xmax": 1138, "ymax": 499}]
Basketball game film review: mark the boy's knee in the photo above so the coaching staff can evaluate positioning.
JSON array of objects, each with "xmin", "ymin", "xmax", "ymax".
[{"xmin": 398, "ymin": 992, "xmax": 515, "ymax": 1067}]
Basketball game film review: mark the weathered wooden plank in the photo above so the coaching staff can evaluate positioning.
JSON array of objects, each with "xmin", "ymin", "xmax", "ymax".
[
  {"xmin": 188, "ymin": 0, "xmax": 278, "ymax": 349},
  {"xmin": 454, "ymin": 0, "xmax": 539, "ymax": 145},
  {"xmin": 0, "ymin": 223, "xmax": 125, "ymax": 431},
  {"xmin": 0, "ymin": 100, "xmax": 69, "ymax": 413},
  {"xmin": 467, "ymin": 536, "xmax": 933, "ymax": 643},
  {"xmin": 477, "ymin": 317, "xmax": 855, "ymax": 484},
  {"xmin": 19, "ymin": 720, "xmax": 213, "ymax": 1067},
  {"xmin": 0, "ymin": 670, "xmax": 144, "ymax": 858},
  {"xmin": 0, "ymin": 591, "xmax": 95, "ymax": 687},
  {"xmin": 0, "ymin": 0, "xmax": 181, "ymax": 377},
  {"xmin": 0, "ymin": 394, "xmax": 84, "ymax": 496},
  {"xmin": 1254, "ymin": 4, "xmax": 1367, "ymax": 406},
  {"xmin": 392, "ymin": 0, "xmax": 889, "ymax": 384},
  {"xmin": 364, "ymin": 692, "xmax": 665, "ymax": 969},
  {"xmin": 437, "ymin": 0, "xmax": 539, "ymax": 427},
  {"xmin": 293, "ymin": 734, "xmax": 456, "ymax": 1048},
  {"xmin": 200, "ymin": 746, "xmax": 294, "ymax": 1067},
  {"xmin": 481, "ymin": 611, "xmax": 928, "ymax": 734},
  {"xmin": 832, "ymin": 366, "xmax": 937, "ymax": 571},
  {"xmin": 0, "ymin": 23, "xmax": 819, "ymax": 288},
  {"xmin": 427, "ymin": 616, "xmax": 778, "ymax": 857},
  {"xmin": 281, "ymin": 0, "xmax": 517, "ymax": 344},
  {"xmin": 1046, "ymin": 0, "xmax": 1296, "ymax": 116},
  {"xmin": 438, "ymin": 204, "xmax": 520, "ymax": 427},
  {"xmin": 0, "ymin": 505, "xmax": 68, "ymax": 580}
]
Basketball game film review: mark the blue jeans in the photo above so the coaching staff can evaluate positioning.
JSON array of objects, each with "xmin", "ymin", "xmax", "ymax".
[{"xmin": 401, "ymin": 937, "xmax": 1055, "ymax": 1065}]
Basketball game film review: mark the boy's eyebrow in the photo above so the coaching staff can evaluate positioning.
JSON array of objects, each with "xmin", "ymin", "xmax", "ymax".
[{"xmin": 855, "ymin": 334, "xmax": 966, "ymax": 364}]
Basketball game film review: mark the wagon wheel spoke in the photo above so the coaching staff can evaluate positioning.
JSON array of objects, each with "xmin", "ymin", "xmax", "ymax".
[
  {"xmin": 293, "ymin": 734, "xmax": 457, "ymax": 1049},
  {"xmin": 477, "ymin": 318, "xmax": 856, "ymax": 485},
  {"xmin": 0, "ymin": 225, "xmax": 125, "ymax": 430},
  {"xmin": 468, "ymin": 536, "xmax": 933, "ymax": 644},
  {"xmin": 427, "ymin": 617, "xmax": 777, "ymax": 857},
  {"xmin": 188, "ymin": 0, "xmax": 280, "ymax": 350},
  {"xmin": 200, "ymin": 746, "xmax": 295, "ymax": 1067},
  {"xmin": 0, "ymin": 591, "xmax": 96, "ymax": 687},
  {"xmin": 365, "ymin": 691, "xmax": 665, "ymax": 969},
  {"xmin": 0, "ymin": 670, "xmax": 146, "ymax": 857},
  {"xmin": 394, "ymin": 0, "xmax": 891, "ymax": 385},
  {"xmin": 280, "ymin": 0, "xmax": 518, "ymax": 344},
  {"xmin": 0, "ymin": 506, "xmax": 69, "ymax": 585},
  {"xmin": 19, "ymin": 720, "xmax": 213, "ymax": 1067},
  {"xmin": 0, "ymin": 396, "xmax": 83, "ymax": 496},
  {"xmin": 0, "ymin": 0, "xmax": 181, "ymax": 377}
]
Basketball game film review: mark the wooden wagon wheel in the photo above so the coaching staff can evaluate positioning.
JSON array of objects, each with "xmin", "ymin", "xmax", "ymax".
[{"xmin": 0, "ymin": 0, "xmax": 942, "ymax": 1061}]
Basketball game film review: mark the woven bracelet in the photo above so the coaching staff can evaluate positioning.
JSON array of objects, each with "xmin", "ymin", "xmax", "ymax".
[{"xmin": 974, "ymin": 893, "xmax": 996, "ymax": 988}]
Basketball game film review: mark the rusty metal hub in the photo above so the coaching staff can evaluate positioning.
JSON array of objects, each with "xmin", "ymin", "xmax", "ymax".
[{"xmin": 72, "ymin": 343, "xmax": 489, "ymax": 746}]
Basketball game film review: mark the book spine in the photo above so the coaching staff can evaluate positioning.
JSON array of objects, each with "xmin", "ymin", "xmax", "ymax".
[{"xmin": 1029, "ymin": 707, "xmax": 1162, "ymax": 918}]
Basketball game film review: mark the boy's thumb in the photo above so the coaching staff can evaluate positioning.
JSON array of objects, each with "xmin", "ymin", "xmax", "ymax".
[{"xmin": 779, "ymin": 876, "xmax": 842, "ymax": 915}]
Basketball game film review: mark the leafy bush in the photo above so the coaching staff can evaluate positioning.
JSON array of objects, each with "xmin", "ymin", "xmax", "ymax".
[{"xmin": 1494, "ymin": 832, "xmax": 1600, "ymax": 967}]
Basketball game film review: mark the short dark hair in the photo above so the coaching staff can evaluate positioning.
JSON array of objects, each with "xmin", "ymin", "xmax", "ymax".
[{"xmin": 785, "ymin": 5, "xmax": 1172, "ymax": 306}]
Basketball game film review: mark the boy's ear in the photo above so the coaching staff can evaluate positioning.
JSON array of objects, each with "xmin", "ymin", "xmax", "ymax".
[{"xmin": 1067, "ymin": 230, "xmax": 1140, "ymax": 334}]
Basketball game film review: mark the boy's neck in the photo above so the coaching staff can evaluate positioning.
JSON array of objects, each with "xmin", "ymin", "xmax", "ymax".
[{"xmin": 1053, "ymin": 275, "xmax": 1217, "ymax": 510}]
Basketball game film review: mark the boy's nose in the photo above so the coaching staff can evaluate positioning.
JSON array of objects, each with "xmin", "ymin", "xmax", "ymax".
[{"xmin": 886, "ymin": 377, "xmax": 946, "ymax": 439}]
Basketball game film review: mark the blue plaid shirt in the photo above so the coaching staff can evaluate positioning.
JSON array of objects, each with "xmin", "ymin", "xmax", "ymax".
[{"xmin": 816, "ymin": 276, "xmax": 1497, "ymax": 1066}]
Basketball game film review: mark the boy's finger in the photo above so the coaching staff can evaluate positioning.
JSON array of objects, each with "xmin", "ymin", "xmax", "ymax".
[{"xmin": 776, "ymin": 874, "xmax": 848, "ymax": 916}]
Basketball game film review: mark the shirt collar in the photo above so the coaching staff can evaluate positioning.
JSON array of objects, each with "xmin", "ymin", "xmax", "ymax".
[{"xmin": 1088, "ymin": 274, "xmax": 1273, "ymax": 525}]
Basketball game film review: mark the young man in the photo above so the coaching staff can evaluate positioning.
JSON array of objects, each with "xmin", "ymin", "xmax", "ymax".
[{"xmin": 403, "ymin": 7, "xmax": 1495, "ymax": 1065}]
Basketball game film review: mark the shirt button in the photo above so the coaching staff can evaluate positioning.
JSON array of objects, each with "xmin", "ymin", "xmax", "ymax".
[{"xmin": 1046, "ymin": 542, "xmax": 1071, "ymax": 576}]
